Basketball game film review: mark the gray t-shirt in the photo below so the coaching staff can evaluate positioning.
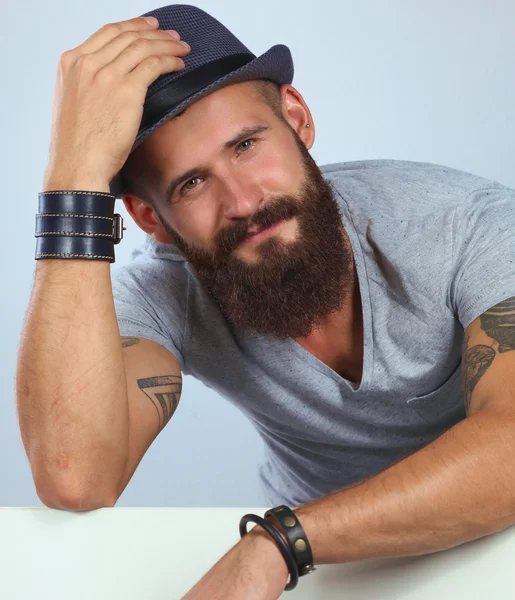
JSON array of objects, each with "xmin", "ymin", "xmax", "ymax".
[{"xmin": 111, "ymin": 159, "xmax": 515, "ymax": 506}]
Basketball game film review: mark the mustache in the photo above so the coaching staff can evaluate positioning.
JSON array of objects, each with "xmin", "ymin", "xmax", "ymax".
[{"xmin": 215, "ymin": 195, "xmax": 302, "ymax": 255}]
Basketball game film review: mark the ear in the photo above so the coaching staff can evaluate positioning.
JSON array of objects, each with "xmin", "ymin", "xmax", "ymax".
[
  {"xmin": 122, "ymin": 194, "xmax": 175, "ymax": 244},
  {"xmin": 279, "ymin": 84, "xmax": 315, "ymax": 150}
]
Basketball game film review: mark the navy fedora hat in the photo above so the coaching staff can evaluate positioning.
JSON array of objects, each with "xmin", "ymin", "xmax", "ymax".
[{"xmin": 109, "ymin": 3, "xmax": 295, "ymax": 198}]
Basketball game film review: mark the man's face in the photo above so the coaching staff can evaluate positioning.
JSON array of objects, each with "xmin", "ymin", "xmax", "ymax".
[{"xmin": 132, "ymin": 81, "xmax": 354, "ymax": 339}]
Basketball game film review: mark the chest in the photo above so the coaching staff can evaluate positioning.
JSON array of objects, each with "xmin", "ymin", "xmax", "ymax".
[{"xmin": 296, "ymin": 341, "xmax": 363, "ymax": 384}]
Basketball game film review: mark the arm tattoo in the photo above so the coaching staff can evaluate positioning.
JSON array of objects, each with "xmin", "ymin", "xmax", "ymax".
[
  {"xmin": 479, "ymin": 296, "xmax": 515, "ymax": 353},
  {"xmin": 462, "ymin": 296, "xmax": 515, "ymax": 413},
  {"xmin": 137, "ymin": 375, "xmax": 182, "ymax": 431},
  {"xmin": 462, "ymin": 332, "xmax": 495, "ymax": 413},
  {"xmin": 121, "ymin": 337, "xmax": 141, "ymax": 348}
]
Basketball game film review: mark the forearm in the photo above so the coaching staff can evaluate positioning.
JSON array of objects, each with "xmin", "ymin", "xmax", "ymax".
[
  {"xmin": 294, "ymin": 406, "xmax": 515, "ymax": 564},
  {"xmin": 16, "ymin": 258, "xmax": 129, "ymax": 509}
]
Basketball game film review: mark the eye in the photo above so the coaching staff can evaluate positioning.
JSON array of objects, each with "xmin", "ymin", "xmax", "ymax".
[
  {"xmin": 180, "ymin": 176, "xmax": 203, "ymax": 194},
  {"xmin": 237, "ymin": 138, "xmax": 256, "ymax": 153}
]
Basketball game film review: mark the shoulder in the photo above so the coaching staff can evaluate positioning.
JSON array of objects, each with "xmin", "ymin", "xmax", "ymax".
[
  {"xmin": 111, "ymin": 234, "xmax": 191, "ymax": 308},
  {"xmin": 319, "ymin": 159, "xmax": 511, "ymax": 217}
]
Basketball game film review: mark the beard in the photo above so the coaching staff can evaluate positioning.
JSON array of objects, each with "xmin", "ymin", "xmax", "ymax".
[{"xmin": 156, "ymin": 129, "xmax": 354, "ymax": 339}]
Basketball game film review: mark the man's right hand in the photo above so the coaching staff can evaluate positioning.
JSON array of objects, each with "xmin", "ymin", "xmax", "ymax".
[{"xmin": 43, "ymin": 15, "xmax": 191, "ymax": 192}]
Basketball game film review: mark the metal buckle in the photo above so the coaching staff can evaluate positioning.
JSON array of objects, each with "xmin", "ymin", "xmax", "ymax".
[{"xmin": 113, "ymin": 213, "xmax": 125, "ymax": 244}]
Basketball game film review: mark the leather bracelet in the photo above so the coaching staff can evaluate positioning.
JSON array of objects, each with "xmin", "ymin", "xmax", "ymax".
[
  {"xmin": 239, "ymin": 513, "xmax": 299, "ymax": 592},
  {"xmin": 35, "ymin": 191, "xmax": 125, "ymax": 263},
  {"xmin": 264, "ymin": 505, "xmax": 316, "ymax": 577}
]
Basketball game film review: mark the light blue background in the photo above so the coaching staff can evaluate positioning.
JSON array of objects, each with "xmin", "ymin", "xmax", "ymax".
[{"xmin": 1, "ymin": 0, "xmax": 514, "ymax": 507}]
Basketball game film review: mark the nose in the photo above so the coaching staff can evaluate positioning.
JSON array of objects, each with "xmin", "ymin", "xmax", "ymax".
[{"xmin": 220, "ymin": 169, "xmax": 264, "ymax": 221}]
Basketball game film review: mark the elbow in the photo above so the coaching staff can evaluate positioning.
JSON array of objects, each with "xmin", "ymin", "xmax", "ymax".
[
  {"xmin": 34, "ymin": 474, "xmax": 119, "ymax": 512},
  {"xmin": 39, "ymin": 492, "xmax": 117, "ymax": 512}
]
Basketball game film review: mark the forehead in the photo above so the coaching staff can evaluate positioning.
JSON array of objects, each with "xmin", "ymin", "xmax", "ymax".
[
  {"xmin": 151, "ymin": 81, "xmax": 266, "ymax": 143},
  {"xmin": 141, "ymin": 81, "xmax": 272, "ymax": 171}
]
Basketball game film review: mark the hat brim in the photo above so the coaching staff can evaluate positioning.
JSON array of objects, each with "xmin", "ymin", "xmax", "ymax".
[{"xmin": 110, "ymin": 44, "xmax": 294, "ymax": 199}]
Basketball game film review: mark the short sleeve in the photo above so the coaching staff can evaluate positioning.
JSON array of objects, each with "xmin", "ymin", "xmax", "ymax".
[
  {"xmin": 111, "ymin": 253, "xmax": 190, "ymax": 372},
  {"xmin": 450, "ymin": 185, "xmax": 515, "ymax": 330}
]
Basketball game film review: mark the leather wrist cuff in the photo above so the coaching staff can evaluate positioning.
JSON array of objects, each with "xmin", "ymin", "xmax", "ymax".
[
  {"xmin": 264, "ymin": 505, "xmax": 316, "ymax": 577},
  {"xmin": 35, "ymin": 191, "xmax": 125, "ymax": 263}
]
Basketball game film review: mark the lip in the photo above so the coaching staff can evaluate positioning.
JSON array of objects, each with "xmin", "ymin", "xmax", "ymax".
[{"xmin": 244, "ymin": 221, "xmax": 282, "ymax": 245}]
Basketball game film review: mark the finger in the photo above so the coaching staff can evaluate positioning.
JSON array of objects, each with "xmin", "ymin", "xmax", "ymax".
[
  {"xmin": 68, "ymin": 16, "xmax": 161, "ymax": 57},
  {"xmin": 126, "ymin": 53, "xmax": 187, "ymax": 91},
  {"xmin": 93, "ymin": 31, "xmax": 190, "ymax": 77}
]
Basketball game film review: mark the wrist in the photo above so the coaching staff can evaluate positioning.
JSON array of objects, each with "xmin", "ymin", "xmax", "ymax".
[
  {"xmin": 43, "ymin": 170, "xmax": 112, "ymax": 195},
  {"xmin": 243, "ymin": 522, "xmax": 290, "ymax": 584}
]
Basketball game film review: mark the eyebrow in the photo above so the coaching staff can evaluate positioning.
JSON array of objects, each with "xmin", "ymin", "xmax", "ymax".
[{"xmin": 165, "ymin": 124, "xmax": 272, "ymax": 202}]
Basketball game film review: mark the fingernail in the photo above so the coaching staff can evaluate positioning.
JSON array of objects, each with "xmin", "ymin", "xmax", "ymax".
[
  {"xmin": 166, "ymin": 30, "xmax": 181, "ymax": 39},
  {"xmin": 143, "ymin": 16, "xmax": 158, "ymax": 26}
]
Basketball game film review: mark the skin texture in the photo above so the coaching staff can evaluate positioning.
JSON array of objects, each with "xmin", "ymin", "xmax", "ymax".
[{"xmin": 121, "ymin": 80, "xmax": 362, "ymax": 357}]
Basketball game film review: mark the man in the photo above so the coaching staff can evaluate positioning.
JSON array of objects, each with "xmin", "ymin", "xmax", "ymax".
[
  {"xmin": 108, "ymin": 6, "xmax": 515, "ymax": 596},
  {"xmin": 17, "ymin": 4, "xmax": 515, "ymax": 598}
]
